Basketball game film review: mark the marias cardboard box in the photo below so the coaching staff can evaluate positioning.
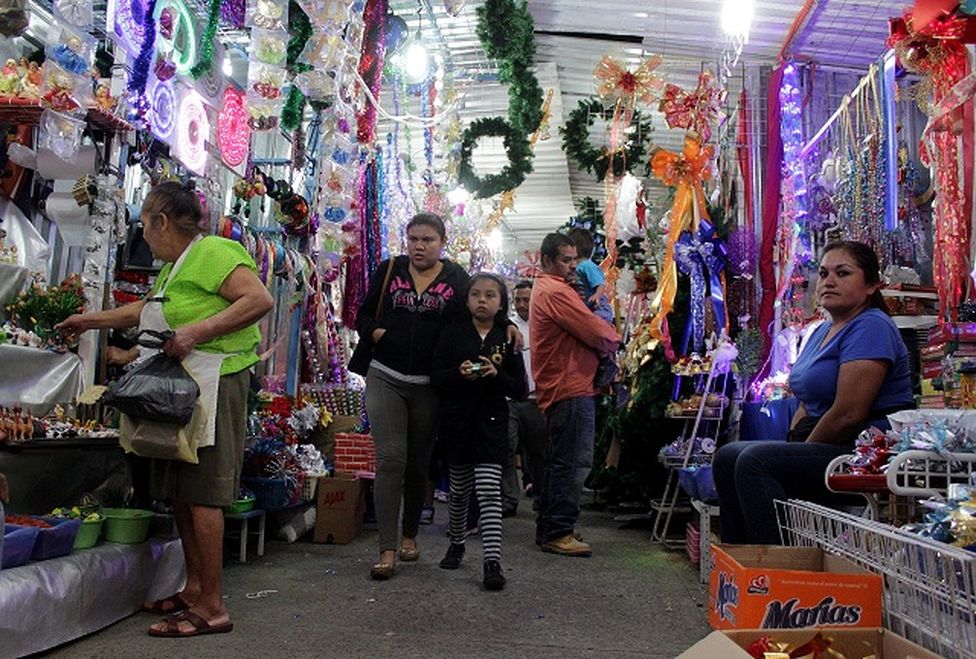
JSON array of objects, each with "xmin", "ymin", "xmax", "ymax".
[
  {"xmin": 678, "ymin": 628, "xmax": 940, "ymax": 658},
  {"xmin": 313, "ymin": 471, "xmax": 365, "ymax": 545},
  {"xmin": 709, "ymin": 545, "xmax": 882, "ymax": 630}
]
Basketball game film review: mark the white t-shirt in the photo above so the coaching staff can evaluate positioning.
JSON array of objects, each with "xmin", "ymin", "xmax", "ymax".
[{"xmin": 512, "ymin": 314, "xmax": 535, "ymax": 394}]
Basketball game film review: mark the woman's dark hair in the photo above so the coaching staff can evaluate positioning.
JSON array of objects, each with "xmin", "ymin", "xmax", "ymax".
[
  {"xmin": 406, "ymin": 212, "xmax": 446, "ymax": 240},
  {"xmin": 467, "ymin": 272, "xmax": 509, "ymax": 325},
  {"xmin": 822, "ymin": 240, "xmax": 888, "ymax": 313},
  {"xmin": 567, "ymin": 227, "xmax": 594, "ymax": 258},
  {"xmin": 143, "ymin": 181, "xmax": 204, "ymax": 236},
  {"xmin": 540, "ymin": 232, "xmax": 575, "ymax": 266}
]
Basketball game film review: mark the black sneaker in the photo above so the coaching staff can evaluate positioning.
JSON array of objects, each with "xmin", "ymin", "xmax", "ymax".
[
  {"xmin": 419, "ymin": 506, "xmax": 435, "ymax": 525},
  {"xmin": 439, "ymin": 543, "xmax": 465, "ymax": 569},
  {"xmin": 483, "ymin": 560, "xmax": 506, "ymax": 590}
]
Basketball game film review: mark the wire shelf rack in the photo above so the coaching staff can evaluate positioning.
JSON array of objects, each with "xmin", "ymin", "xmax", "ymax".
[{"xmin": 776, "ymin": 499, "xmax": 976, "ymax": 659}]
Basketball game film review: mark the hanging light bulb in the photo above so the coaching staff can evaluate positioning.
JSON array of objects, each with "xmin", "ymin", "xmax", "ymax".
[
  {"xmin": 721, "ymin": 0, "xmax": 754, "ymax": 40},
  {"xmin": 222, "ymin": 54, "xmax": 233, "ymax": 77},
  {"xmin": 404, "ymin": 39, "xmax": 430, "ymax": 83}
]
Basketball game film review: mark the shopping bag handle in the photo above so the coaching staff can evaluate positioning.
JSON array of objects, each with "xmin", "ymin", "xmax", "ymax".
[{"xmin": 135, "ymin": 329, "xmax": 175, "ymax": 348}]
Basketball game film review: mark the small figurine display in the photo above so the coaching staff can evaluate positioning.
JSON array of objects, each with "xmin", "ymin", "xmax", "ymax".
[{"xmin": 0, "ymin": 405, "xmax": 35, "ymax": 443}]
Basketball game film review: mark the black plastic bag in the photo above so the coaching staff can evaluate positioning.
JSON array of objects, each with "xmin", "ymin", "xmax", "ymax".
[{"xmin": 103, "ymin": 353, "xmax": 200, "ymax": 426}]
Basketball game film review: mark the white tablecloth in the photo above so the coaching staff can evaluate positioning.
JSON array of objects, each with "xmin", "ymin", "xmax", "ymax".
[
  {"xmin": 0, "ymin": 538, "xmax": 185, "ymax": 658},
  {"xmin": 0, "ymin": 344, "xmax": 83, "ymax": 414}
]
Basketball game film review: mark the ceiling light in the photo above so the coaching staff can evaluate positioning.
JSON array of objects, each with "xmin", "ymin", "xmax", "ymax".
[
  {"xmin": 721, "ymin": 0, "xmax": 754, "ymax": 40},
  {"xmin": 222, "ymin": 55, "xmax": 233, "ymax": 77},
  {"xmin": 404, "ymin": 39, "xmax": 430, "ymax": 83}
]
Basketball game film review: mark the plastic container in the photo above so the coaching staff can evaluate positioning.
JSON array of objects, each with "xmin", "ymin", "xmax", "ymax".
[
  {"xmin": 101, "ymin": 508, "xmax": 153, "ymax": 544},
  {"xmin": 694, "ymin": 465, "xmax": 718, "ymax": 502},
  {"xmin": 2, "ymin": 524, "xmax": 41, "ymax": 569},
  {"xmin": 223, "ymin": 498, "xmax": 256, "ymax": 514},
  {"xmin": 31, "ymin": 517, "xmax": 81, "ymax": 560},
  {"xmin": 242, "ymin": 477, "xmax": 290, "ymax": 510},
  {"xmin": 73, "ymin": 517, "xmax": 104, "ymax": 550},
  {"xmin": 677, "ymin": 467, "xmax": 700, "ymax": 500},
  {"xmin": 300, "ymin": 473, "xmax": 326, "ymax": 502}
]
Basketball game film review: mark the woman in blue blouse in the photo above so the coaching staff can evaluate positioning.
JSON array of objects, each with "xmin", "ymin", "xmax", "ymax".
[{"xmin": 714, "ymin": 241, "xmax": 914, "ymax": 544}]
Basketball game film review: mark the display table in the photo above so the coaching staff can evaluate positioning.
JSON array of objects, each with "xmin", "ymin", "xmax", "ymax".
[
  {"xmin": 0, "ymin": 344, "xmax": 84, "ymax": 415},
  {"xmin": 0, "ymin": 439, "xmax": 128, "ymax": 515},
  {"xmin": 0, "ymin": 538, "xmax": 185, "ymax": 657}
]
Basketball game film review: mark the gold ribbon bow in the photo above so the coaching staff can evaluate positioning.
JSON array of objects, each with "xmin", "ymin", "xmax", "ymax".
[
  {"xmin": 594, "ymin": 54, "xmax": 664, "ymax": 108},
  {"xmin": 647, "ymin": 134, "xmax": 714, "ymax": 358}
]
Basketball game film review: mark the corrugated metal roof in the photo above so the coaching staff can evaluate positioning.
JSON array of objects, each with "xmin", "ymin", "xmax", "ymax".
[{"xmin": 379, "ymin": 0, "xmax": 908, "ymax": 255}]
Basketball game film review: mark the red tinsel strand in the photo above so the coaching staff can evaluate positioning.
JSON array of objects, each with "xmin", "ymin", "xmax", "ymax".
[
  {"xmin": 356, "ymin": 0, "xmax": 388, "ymax": 144},
  {"xmin": 341, "ymin": 160, "xmax": 370, "ymax": 328}
]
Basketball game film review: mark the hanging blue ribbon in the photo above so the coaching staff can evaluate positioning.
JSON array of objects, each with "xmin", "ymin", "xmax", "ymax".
[{"xmin": 674, "ymin": 219, "xmax": 728, "ymax": 356}]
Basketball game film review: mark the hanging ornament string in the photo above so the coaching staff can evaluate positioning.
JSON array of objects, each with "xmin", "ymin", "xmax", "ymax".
[
  {"xmin": 355, "ymin": 0, "xmax": 387, "ymax": 145},
  {"xmin": 189, "ymin": 0, "xmax": 220, "ymax": 79},
  {"xmin": 127, "ymin": 0, "xmax": 159, "ymax": 117},
  {"xmin": 351, "ymin": 69, "xmax": 459, "ymax": 128}
]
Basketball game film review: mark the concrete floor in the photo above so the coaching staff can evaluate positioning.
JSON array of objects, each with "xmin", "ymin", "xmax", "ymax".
[{"xmin": 47, "ymin": 501, "xmax": 711, "ymax": 658}]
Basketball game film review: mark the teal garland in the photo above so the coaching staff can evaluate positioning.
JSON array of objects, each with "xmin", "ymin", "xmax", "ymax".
[
  {"xmin": 189, "ymin": 0, "xmax": 221, "ymax": 80},
  {"xmin": 458, "ymin": 117, "xmax": 532, "ymax": 199}
]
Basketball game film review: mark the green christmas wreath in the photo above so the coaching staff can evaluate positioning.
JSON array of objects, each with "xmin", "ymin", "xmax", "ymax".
[
  {"xmin": 459, "ymin": 117, "xmax": 533, "ymax": 199},
  {"xmin": 561, "ymin": 98, "xmax": 653, "ymax": 182}
]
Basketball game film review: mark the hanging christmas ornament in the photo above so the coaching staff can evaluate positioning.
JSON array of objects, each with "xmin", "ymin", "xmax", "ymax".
[
  {"xmin": 659, "ymin": 71, "xmax": 726, "ymax": 142},
  {"xmin": 383, "ymin": 12, "xmax": 407, "ymax": 53},
  {"xmin": 217, "ymin": 87, "xmax": 250, "ymax": 168},
  {"xmin": 176, "ymin": 90, "xmax": 210, "ymax": 174},
  {"xmin": 149, "ymin": 76, "xmax": 176, "ymax": 141}
]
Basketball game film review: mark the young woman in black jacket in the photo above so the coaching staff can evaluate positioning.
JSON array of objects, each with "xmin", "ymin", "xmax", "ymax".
[
  {"xmin": 431, "ymin": 273, "xmax": 527, "ymax": 590},
  {"xmin": 357, "ymin": 214, "xmax": 469, "ymax": 580}
]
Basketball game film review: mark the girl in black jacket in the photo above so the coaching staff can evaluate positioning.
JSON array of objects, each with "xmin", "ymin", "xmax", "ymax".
[{"xmin": 431, "ymin": 273, "xmax": 527, "ymax": 590}]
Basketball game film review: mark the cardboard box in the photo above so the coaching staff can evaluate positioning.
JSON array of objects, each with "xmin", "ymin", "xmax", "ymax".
[
  {"xmin": 708, "ymin": 545, "xmax": 882, "ymax": 630},
  {"xmin": 312, "ymin": 472, "xmax": 364, "ymax": 544},
  {"xmin": 678, "ymin": 628, "xmax": 940, "ymax": 658}
]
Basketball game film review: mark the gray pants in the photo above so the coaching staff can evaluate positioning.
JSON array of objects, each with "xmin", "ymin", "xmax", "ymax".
[
  {"xmin": 365, "ymin": 367, "xmax": 439, "ymax": 552},
  {"xmin": 503, "ymin": 399, "xmax": 548, "ymax": 509}
]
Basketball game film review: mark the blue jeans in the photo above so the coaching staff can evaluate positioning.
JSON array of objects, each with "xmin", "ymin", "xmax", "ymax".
[
  {"xmin": 713, "ymin": 441, "xmax": 854, "ymax": 544},
  {"xmin": 536, "ymin": 396, "xmax": 595, "ymax": 544}
]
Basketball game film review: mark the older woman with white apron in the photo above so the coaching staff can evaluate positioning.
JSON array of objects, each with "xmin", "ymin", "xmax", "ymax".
[{"xmin": 57, "ymin": 181, "xmax": 273, "ymax": 638}]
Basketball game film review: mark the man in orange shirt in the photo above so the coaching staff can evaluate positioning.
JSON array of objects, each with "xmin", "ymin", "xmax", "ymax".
[{"xmin": 531, "ymin": 233, "xmax": 619, "ymax": 556}]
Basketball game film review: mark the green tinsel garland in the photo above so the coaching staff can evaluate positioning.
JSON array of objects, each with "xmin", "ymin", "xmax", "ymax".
[
  {"xmin": 475, "ymin": 0, "xmax": 542, "ymax": 135},
  {"xmin": 282, "ymin": 87, "xmax": 306, "ymax": 132},
  {"xmin": 458, "ymin": 117, "xmax": 533, "ymax": 199},
  {"xmin": 560, "ymin": 97, "xmax": 653, "ymax": 182},
  {"xmin": 189, "ymin": 0, "xmax": 221, "ymax": 80},
  {"xmin": 282, "ymin": 3, "xmax": 312, "ymax": 134}
]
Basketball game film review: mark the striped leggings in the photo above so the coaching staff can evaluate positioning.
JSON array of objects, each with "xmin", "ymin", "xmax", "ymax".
[{"xmin": 448, "ymin": 464, "xmax": 503, "ymax": 562}]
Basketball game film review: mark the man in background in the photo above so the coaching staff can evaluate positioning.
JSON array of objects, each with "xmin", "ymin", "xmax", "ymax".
[
  {"xmin": 530, "ymin": 233, "xmax": 619, "ymax": 557},
  {"xmin": 502, "ymin": 280, "xmax": 547, "ymax": 516}
]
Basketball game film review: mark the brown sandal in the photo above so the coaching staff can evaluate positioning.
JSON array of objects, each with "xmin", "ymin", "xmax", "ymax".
[
  {"xmin": 148, "ymin": 611, "xmax": 234, "ymax": 637},
  {"xmin": 142, "ymin": 594, "xmax": 189, "ymax": 615},
  {"xmin": 370, "ymin": 562, "xmax": 396, "ymax": 580},
  {"xmin": 398, "ymin": 545, "xmax": 420, "ymax": 562}
]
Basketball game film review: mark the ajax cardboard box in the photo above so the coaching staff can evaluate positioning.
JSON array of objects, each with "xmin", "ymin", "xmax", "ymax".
[
  {"xmin": 679, "ymin": 628, "xmax": 939, "ymax": 658},
  {"xmin": 678, "ymin": 628, "xmax": 940, "ymax": 659},
  {"xmin": 313, "ymin": 472, "xmax": 365, "ymax": 545},
  {"xmin": 709, "ymin": 545, "xmax": 883, "ymax": 631}
]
